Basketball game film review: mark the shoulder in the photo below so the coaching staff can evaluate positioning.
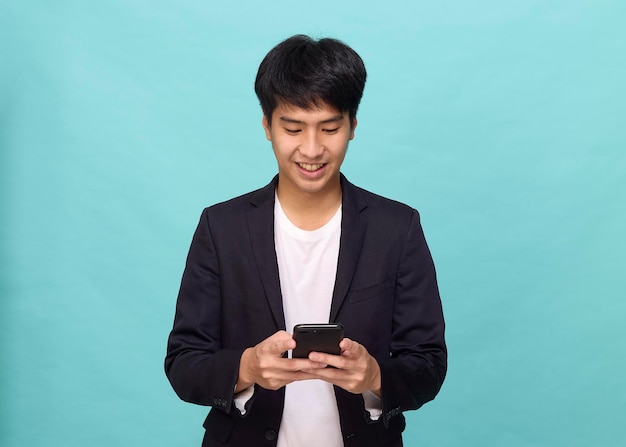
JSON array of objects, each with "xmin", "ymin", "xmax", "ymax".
[
  {"xmin": 201, "ymin": 177, "xmax": 276, "ymax": 218},
  {"xmin": 342, "ymin": 176, "xmax": 420, "ymax": 224}
]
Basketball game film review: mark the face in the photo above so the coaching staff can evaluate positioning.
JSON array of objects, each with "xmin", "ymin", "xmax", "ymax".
[{"xmin": 263, "ymin": 102, "xmax": 356, "ymax": 199}]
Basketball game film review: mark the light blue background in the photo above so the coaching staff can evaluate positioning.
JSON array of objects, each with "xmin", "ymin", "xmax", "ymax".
[{"xmin": 1, "ymin": 1, "xmax": 625, "ymax": 446}]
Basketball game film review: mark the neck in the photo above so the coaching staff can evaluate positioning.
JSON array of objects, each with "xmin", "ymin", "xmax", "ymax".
[{"xmin": 276, "ymin": 179, "xmax": 342, "ymax": 231}]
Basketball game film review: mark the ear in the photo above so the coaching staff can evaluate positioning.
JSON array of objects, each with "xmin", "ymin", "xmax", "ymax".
[
  {"xmin": 349, "ymin": 117, "xmax": 358, "ymax": 140},
  {"xmin": 262, "ymin": 116, "xmax": 271, "ymax": 141}
]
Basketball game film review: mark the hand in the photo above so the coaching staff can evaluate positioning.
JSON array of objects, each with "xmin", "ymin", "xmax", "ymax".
[
  {"xmin": 304, "ymin": 338, "xmax": 382, "ymax": 395},
  {"xmin": 236, "ymin": 331, "xmax": 326, "ymax": 391}
]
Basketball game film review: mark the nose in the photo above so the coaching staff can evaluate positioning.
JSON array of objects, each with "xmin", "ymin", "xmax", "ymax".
[{"xmin": 299, "ymin": 130, "xmax": 324, "ymax": 159}]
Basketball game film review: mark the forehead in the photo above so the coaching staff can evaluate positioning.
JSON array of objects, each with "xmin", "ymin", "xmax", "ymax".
[{"xmin": 272, "ymin": 101, "xmax": 347, "ymax": 124}]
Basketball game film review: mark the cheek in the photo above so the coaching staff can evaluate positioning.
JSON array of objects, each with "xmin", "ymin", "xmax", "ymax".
[
  {"xmin": 272, "ymin": 143, "xmax": 292, "ymax": 163},
  {"xmin": 333, "ymin": 140, "xmax": 350, "ymax": 159}
]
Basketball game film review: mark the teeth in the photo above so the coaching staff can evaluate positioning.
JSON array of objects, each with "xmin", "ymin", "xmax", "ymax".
[{"xmin": 298, "ymin": 163, "xmax": 324, "ymax": 171}]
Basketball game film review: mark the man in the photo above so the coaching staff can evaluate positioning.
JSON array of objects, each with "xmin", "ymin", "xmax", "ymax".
[{"xmin": 165, "ymin": 34, "xmax": 447, "ymax": 447}]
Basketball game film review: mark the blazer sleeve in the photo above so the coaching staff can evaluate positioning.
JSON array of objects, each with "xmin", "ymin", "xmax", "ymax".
[
  {"xmin": 377, "ymin": 209, "xmax": 447, "ymax": 426},
  {"xmin": 164, "ymin": 208, "xmax": 245, "ymax": 414}
]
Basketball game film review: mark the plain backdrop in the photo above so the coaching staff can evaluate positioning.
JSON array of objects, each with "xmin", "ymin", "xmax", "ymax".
[{"xmin": 1, "ymin": 1, "xmax": 625, "ymax": 446}]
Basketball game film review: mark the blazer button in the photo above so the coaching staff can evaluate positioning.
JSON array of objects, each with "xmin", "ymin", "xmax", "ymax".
[{"xmin": 264, "ymin": 429, "xmax": 277, "ymax": 441}]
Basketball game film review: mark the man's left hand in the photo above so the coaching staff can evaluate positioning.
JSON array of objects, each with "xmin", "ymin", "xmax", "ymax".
[{"xmin": 303, "ymin": 338, "xmax": 382, "ymax": 396}]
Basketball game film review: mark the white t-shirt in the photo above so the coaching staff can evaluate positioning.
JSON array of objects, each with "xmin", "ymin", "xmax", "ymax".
[
  {"xmin": 274, "ymin": 196, "xmax": 343, "ymax": 447},
  {"xmin": 234, "ymin": 195, "xmax": 381, "ymax": 446}
]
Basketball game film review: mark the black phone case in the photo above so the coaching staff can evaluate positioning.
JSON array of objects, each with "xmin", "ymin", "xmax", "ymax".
[{"xmin": 292, "ymin": 324, "xmax": 344, "ymax": 358}]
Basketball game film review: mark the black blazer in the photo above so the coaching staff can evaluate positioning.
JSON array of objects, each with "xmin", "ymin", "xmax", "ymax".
[{"xmin": 165, "ymin": 175, "xmax": 447, "ymax": 447}]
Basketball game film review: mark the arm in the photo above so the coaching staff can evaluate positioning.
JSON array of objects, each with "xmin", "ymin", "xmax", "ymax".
[
  {"xmin": 304, "ymin": 209, "xmax": 446, "ymax": 423},
  {"xmin": 377, "ymin": 209, "xmax": 447, "ymax": 423},
  {"xmin": 165, "ymin": 209, "xmax": 326, "ymax": 412},
  {"xmin": 164, "ymin": 209, "xmax": 243, "ymax": 411}
]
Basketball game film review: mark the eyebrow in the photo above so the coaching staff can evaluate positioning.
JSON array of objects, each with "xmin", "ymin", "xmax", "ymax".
[{"xmin": 278, "ymin": 114, "xmax": 345, "ymax": 125}]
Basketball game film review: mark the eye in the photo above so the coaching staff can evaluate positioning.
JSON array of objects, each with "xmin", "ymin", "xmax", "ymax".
[
  {"xmin": 284, "ymin": 128, "xmax": 301, "ymax": 135},
  {"xmin": 323, "ymin": 128, "xmax": 339, "ymax": 134}
]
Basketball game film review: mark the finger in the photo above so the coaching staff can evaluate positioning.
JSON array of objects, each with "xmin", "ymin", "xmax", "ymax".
[
  {"xmin": 309, "ymin": 352, "xmax": 350, "ymax": 370},
  {"xmin": 257, "ymin": 370, "xmax": 319, "ymax": 390},
  {"xmin": 261, "ymin": 332, "xmax": 296, "ymax": 355},
  {"xmin": 340, "ymin": 337, "xmax": 365, "ymax": 355},
  {"xmin": 308, "ymin": 351, "xmax": 329, "ymax": 363},
  {"xmin": 301, "ymin": 365, "xmax": 347, "ymax": 385},
  {"xmin": 269, "ymin": 357, "xmax": 309, "ymax": 372},
  {"xmin": 265, "ymin": 330, "xmax": 294, "ymax": 343},
  {"xmin": 340, "ymin": 347, "xmax": 367, "ymax": 360},
  {"xmin": 272, "ymin": 338, "xmax": 296, "ymax": 354},
  {"xmin": 279, "ymin": 357, "xmax": 327, "ymax": 371},
  {"xmin": 339, "ymin": 337, "xmax": 353, "ymax": 351},
  {"xmin": 340, "ymin": 339, "xmax": 370, "ymax": 361}
]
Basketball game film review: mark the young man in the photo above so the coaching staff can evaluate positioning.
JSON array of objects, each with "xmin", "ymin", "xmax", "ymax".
[{"xmin": 165, "ymin": 35, "xmax": 447, "ymax": 447}]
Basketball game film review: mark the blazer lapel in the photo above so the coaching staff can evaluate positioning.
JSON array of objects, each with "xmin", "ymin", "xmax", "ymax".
[
  {"xmin": 330, "ymin": 175, "xmax": 368, "ymax": 322},
  {"xmin": 247, "ymin": 176, "xmax": 286, "ymax": 331},
  {"xmin": 246, "ymin": 174, "xmax": 368, "ymax": 327}
]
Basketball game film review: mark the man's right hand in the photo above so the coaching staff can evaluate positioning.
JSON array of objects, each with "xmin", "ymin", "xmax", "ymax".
[{"xmin": 236, "ymin": 330, "xmax": 326, "ymax": 391}]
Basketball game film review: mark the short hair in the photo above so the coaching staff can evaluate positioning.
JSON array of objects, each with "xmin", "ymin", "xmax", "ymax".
[{"xmin": 255, "ymin": 34, "xmax": 367, "ymax": 125}]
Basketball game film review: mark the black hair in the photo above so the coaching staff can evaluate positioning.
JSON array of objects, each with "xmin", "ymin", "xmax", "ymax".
[{"xmin": 255, "ymin": 34, "xmax": 367, "ymax": 125}]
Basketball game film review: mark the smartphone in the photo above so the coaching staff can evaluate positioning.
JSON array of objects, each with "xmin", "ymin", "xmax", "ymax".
[{"xmin": 292, "ymin": 323, "xmax": 344, "ymax": 359}]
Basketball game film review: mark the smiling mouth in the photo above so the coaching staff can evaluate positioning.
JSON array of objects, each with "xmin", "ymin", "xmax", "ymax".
[{"xmin": 297, "ymin": 162, "xmax": 325, "ymax": 172}]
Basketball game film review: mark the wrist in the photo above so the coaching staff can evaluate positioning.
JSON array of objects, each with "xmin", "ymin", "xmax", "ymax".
[
  {"xmin": 235, "ymin": 348, "xmax": 255, "ymax": 393},
  {"xmin": 369, "ymin": 357, "xmax": 382, "ymax": 397}
]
